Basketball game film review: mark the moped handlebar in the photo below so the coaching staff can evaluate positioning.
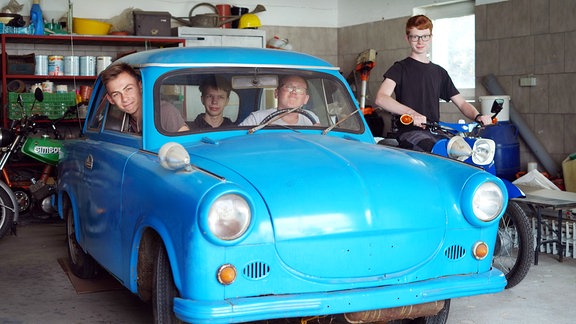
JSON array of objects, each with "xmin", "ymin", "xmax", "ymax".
[{"xmin": 399, "ymin": 114, "xmax": 492, "ymax": 136}]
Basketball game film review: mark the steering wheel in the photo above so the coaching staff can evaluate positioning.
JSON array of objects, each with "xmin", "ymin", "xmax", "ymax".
[{"xmin": 259, "ymin": 108, "xmax": 317, "ymax": 125}]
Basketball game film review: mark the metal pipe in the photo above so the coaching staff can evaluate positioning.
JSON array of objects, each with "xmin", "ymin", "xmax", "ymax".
[
  {"xmin": 482, "ymin": 74, "xmax": 560, "ymax": 178},
  {"xmin": 344, "ymin": 300, "xmax": 445, "ymax": 323}
]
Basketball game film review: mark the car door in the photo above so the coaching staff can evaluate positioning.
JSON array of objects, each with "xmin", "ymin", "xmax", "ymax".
[{"xmin": 79, "ymin": 82, "xmax": 140, "ymax": 278}]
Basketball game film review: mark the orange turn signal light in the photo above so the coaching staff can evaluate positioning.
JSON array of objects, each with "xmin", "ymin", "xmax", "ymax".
[
  {"xmin": 217, "ymin": 264, "xmax": 237, "ymax": 285},
  {"xmin": 400, "ymin": 114, "xmax": 413, "ymax": 125},
  {"xmin": 472, "ymin": 241, "xmax": 489, "ymax": 260}
]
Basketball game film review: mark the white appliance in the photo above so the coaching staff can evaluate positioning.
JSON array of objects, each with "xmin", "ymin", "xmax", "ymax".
[{"xmin": 173, "ymin": 27, "xmax": 266, "ymax": 48}]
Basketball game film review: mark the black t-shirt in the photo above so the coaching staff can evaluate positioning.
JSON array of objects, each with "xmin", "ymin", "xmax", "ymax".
[
  {"xmin": 384, "ymin": 57, "xmax": 459, "ymax": 133},
  {"xmin": 191, "ymin": 113, "xmax": 234, "ymax": 129}
]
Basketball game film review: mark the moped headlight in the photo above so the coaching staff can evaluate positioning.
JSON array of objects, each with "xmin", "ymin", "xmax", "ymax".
[
  {"xmin": 208, "ymin": 194, "xmax": 251, "ymax": 240},
  {"xmin": 0, "ymin": 128, "xmax": 14, "ymax": 147},
  {"xmin": 447, "ymin": 136, "xmax": 472, "ymax": 161},
  {"xmin": 472, "ymin": 181, "xmax": 504, "ymax": 222},
  {"xmin": 472, "ymin": 139, "xmax": 495, "ymax": 165}
]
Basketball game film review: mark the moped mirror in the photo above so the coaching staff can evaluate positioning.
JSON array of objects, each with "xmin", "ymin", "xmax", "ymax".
[
  {"xmin": 490, "ymin": 99, "xmax": 503, "ymax": 115},
  {"xmin": 34, "ymin": 87, "xmax": 44, "ymax": 102}
]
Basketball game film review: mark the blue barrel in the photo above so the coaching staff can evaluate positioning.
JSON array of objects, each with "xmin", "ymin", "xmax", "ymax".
[{"xmin": 479, "ymin": 122, "xmax": 520, "ymax": 181}]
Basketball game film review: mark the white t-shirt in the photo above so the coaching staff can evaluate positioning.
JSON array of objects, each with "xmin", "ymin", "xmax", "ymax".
[{"xmin": 239, "ymin": 108, "xmax": 319, "ymax": 126}]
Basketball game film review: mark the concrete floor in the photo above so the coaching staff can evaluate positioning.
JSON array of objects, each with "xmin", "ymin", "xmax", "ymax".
[{"xmin": 1, "ymin": 216, "xmax": 575, "ymax": 324}]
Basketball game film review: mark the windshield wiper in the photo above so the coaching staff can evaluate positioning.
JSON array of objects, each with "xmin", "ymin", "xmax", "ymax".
[
  {"xmin": 248, "ymin": 106, "xmax": 301, "ymax": 134},
  {"xmin": 322, "ymin": 109, "xmax": 359, "ymax": 135}
]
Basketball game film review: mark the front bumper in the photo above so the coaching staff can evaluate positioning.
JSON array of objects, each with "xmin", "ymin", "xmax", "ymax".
[{"xmin": 174, "ymin": 269, "xmax": 506, "ymax": 323}]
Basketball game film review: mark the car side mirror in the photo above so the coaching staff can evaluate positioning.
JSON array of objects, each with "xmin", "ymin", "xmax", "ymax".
[{"xmin": 159, "ymin": 142, "xmax": 191, "ymax": 171}]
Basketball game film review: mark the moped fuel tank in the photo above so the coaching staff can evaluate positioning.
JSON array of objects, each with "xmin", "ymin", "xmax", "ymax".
[{"xmin": 21, "ymin": 136, "xmax": 62, "ymax": 165}]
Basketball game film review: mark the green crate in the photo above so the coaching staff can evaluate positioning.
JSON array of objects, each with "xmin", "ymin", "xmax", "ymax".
[{"xmin": 9, "ymin": 92, "xmax": 77, "ymax": 120}]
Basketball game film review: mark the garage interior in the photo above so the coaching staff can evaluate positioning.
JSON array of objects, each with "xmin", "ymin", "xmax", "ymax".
[{"xmin": 1, "ymin": 0, "xmax": 576, "ymax": 323}]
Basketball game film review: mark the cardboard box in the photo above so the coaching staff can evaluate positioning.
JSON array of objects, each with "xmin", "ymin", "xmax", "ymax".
[
  {"xmin": 133, "ymin": 11, "xmax": 171, "ymax": 36},
  {"xmin": 563, "ymin": 155, "xmax": 576, "ymax": 192}
]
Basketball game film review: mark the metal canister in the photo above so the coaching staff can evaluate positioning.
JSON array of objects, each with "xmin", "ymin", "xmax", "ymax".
[
  {"xmin": 96, "ymin": 56, "xmax": 112, "ymax": 74},
  {"xmin": 47, "ymin": 55, "xmax": 64, "ymax": 76},
  {"xmin": 79, "ymin": 56, "xmax": 96, "ymax": 76},
  {"xmin": 34, "ymin": 55, "xmax": 48, "ymax": 75},
  {"xmin": 56, "ymin": 84, "xmax": 68, "ymax": 93},
  {"xmin": 41, "ymin": 80, "xmax": 54, "ymax": 93},
  {"xmin": 64, "ymin": 55, "xmax": 79, "ymax": 76}
]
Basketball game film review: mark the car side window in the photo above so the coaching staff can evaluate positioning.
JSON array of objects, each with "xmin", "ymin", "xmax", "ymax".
[
  {"xmin": 88, "ymin": 92, "xmax": 108, "ymax": 131},
  {"xmin": 104, "ymin": 105, "xmax": 130, "ymax": 133}
]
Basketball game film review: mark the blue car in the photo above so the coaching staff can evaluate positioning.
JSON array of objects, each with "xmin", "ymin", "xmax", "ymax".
[{"xmin": 58, "ymin": 47, "xmax": 507, "ymax": 324}]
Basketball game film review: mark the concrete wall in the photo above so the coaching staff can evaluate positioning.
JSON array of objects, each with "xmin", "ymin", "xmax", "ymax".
[{"xmin": 475, "ymin": 0, "xmax": 576, "ymax": 174}]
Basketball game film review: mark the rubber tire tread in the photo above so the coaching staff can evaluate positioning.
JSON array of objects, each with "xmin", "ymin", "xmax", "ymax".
[
  {"xmin": 153, "ymin": 244, "xmax": 182, "ymax": 324},
  {"xmin": 500, "ymin": 201, "xmax": 534, "ymax": 289},
  {"xmin": 66, "ymin": 206, "xmax": 99, "ymax": 279}
]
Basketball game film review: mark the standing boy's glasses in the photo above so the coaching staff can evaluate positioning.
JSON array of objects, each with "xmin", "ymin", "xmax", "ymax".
[{"xmin": 408, "ymin": 34, "xmax": 431, "ymax": 42}]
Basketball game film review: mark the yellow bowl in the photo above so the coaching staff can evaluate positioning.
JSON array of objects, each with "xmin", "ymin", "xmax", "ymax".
[{"xmin": 73, "ymin": 18, "xmax": 112, "ymax": 35}]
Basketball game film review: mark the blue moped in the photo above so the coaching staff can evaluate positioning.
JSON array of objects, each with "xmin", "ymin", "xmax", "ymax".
[{"xmin": 399, "ymin": 101, "xmax": 533, "ymax": 289}]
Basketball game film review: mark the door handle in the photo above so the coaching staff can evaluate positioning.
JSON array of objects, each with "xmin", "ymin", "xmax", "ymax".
[{"xmin": 84, "ymin": 154, "xmax": 93, "ymax": 170}]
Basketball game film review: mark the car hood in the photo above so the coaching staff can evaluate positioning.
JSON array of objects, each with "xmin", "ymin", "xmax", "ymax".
[{"xmin": 189, "ymin": 133, "xmax": 468, "ymax": 279}]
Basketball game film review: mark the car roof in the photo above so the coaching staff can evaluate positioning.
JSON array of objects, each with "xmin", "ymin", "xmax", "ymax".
[{"xmin": 117, "ymin": 46, "xmax": 339, "ymax": 70}]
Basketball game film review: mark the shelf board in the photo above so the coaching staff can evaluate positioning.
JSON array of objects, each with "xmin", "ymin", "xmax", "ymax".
[
  {"xmin": 1, "ymin": 34, "xmax": 184, "ymax": 47},
  {"xmin": 6, "ymin": 75, "xmax": 97, "ymax": 80}
]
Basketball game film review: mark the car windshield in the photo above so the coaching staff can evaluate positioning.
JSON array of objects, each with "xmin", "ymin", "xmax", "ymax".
[{"xmin": 155, "ymin": 68, "xmax": 363, "ymax": 134}]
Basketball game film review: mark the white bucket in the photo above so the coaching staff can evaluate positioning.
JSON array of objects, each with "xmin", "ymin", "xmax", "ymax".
[{"xmin": 478, "ymin": 95, "xmax": 510, "ymax": 121}]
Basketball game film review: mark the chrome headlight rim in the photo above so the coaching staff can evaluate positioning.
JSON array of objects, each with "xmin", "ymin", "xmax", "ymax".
[
  {"xmin": 200, "ymin": 191, "xmax": 252, "ymax": 245},
  {"xmin": 461, "ymin": 173, "xmax": 507, "ymax": 227}
]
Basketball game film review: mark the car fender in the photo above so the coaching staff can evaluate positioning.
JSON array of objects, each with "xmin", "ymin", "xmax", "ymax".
[
  {"xmin": 127, "ymin": 215, "xmax": 183, "ymax": 294},
  {"xmin": 57, "ymin": 184, "xmax": 85, "ymax": 247}
]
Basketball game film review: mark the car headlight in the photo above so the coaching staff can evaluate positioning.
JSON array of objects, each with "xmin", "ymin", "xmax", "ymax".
[
  {"xmin": 461, "ymin": 174, "xmax": 507, "ymax": 226},
  {"xmin": 472, "ymin": 181, "xmax": 504, "ymax": 222},
  {"xmin": 208, "ymin": 194, "xmax": 251, "ymax": 240}
]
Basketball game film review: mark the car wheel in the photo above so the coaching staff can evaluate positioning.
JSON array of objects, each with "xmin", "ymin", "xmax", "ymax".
[
  {"xmin": 492, "ymin": 201, "xmax": 533, "ymax": 289},
  {"xmin": 66, "ymin": 206, "xmax": 99, "ymax": 279},
  {"xmin": 153, "ymin": 244, "xmax": 182, "ymax": 324}
]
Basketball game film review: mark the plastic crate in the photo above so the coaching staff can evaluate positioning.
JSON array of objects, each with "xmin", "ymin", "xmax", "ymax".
[{"xmin": 9, "ymin": 92, "xmax": 77, "ymax": 120}]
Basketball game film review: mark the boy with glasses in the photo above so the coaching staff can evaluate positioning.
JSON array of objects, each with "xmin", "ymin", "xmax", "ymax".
[
  {"xmin": 375, "ymin": 14, "xmax": 491, "ymax": 151},
  {"xmin": 239, "ymin": 75, "xmax": 319, "ymax": 126}
]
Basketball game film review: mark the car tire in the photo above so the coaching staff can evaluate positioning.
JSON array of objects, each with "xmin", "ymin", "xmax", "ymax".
[
  {"xmin": 153, "ymin": 244, "xmax": 182, "ymax": 324},
  {"xmin": 66, "ymin": 206, "xmax": 99, "ymax": 279}
]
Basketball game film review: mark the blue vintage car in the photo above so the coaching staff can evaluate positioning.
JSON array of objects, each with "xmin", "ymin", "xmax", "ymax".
[{"xmin": 58, "ymin": 47, "xmax": 507, "ymax": 323}]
